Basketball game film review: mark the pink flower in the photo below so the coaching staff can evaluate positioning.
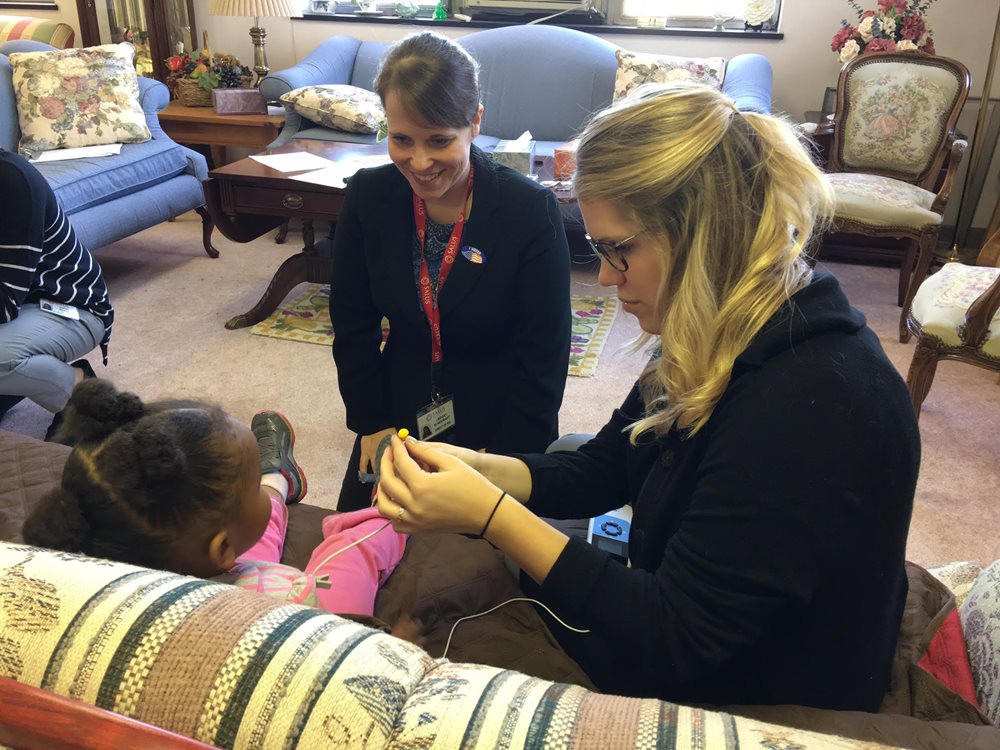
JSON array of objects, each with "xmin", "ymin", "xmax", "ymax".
[
  {"xmin": 80, "ymin": 95, "xmax": 101, "ymax": 114},
  {"xmin": 865, "ymin": 38, "xmax": 898, "ymax": 53},
  {"xmin": 39, "ymin": 97, "xmax": 66, "ymax": 119},
  {"xmin": 877, "ymin": 0, "xmax": 907, "ymax": 14},
  {"xmin": 901, "ymin": 14, "xmax": 926, "ymax": 41},
  {"xmin": 920, "ymin": 36, "xmax": 936, "ymax": 54},
  {"xmin": 831, "ymin": 25, "xmax": 857, "ymax": 51}
]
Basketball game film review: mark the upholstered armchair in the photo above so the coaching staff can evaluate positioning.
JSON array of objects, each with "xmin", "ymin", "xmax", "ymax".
[
  {"xmin": 905, "ymin": 233, "xmax": 1000, "ymax": 418},
  {"xmin": 821, "ymin": 51, "xmax": 971, "ymax": 342}
]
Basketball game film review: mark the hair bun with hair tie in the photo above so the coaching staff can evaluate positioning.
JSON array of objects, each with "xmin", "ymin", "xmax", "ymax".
[
  {"xmin": 63, "ymin": 380, "xmax": 146, "ymax": 442},
  {"xmin": 131, "ymin": 423, "xmax": 187, "ymax": 486}
]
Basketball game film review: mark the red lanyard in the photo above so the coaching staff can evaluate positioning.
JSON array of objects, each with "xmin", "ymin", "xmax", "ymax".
[{"xmin": 413, "ymin": 165, "xmax": 474, "ymax": 364}]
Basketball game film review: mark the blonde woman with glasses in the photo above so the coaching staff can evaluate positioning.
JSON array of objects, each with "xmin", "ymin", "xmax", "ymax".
[{"xmin": 375, "ymin": 83, "xmax": 920, "ymax": 711}]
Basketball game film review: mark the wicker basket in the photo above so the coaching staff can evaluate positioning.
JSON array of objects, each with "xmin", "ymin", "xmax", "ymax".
[{"xmin": 176, "ymin": 77, "xmax": 213, "ymax": 107}]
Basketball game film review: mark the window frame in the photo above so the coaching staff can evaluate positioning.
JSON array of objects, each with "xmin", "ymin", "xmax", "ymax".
[{"xmin": 611, "ymin": 0, "xmax": 780, "ymax": 30}]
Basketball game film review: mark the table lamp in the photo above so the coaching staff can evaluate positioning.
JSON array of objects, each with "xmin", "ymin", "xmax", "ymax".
[{"xmin": 209, "ymin": 0, "xmax": 300, "ymax": 86}]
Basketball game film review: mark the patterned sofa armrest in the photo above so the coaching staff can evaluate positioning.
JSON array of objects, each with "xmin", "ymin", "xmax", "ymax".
[
  {"xmin": 0, "ymin": 541, "xmax": 955, "ymax": 750},
  {"xmin": 0, "ymin": 15, "xmax": 74, "ymax": 49},
  {"xmin": 0, "ymin": 541, "xmax": 433, "ymax": 749}
]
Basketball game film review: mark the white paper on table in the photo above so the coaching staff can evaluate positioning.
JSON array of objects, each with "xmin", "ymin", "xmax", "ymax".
[
  {"xmin": 31, "ymin": 143, "xmax": 123, "ymax": 162},
  {"xmin": 350, "ymin": 154, "xmax": 393, "ymax": 169},
  {"xmin": 287, "ymin": 165, "xmax": 354, "ymax": 188},
  {"xmin": 250, "ymin": 152, "xmax": 338, "ymax": 173},
  {"xmin": 287, "ymin": 155, "xmax": 393, "ymax": 188}
]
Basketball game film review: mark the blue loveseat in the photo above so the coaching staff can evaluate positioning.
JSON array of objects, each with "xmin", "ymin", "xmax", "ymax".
[
  {"xmin": 260, "ymin": 24, "xmax": 772, "ymax": 238},
  {"xmin": 260, "ymin": 25, "xmax": 772, "ymax": 156},
  {"xmin": 0, "ymin": 40, "xmax": 213, "ymax": 255}
]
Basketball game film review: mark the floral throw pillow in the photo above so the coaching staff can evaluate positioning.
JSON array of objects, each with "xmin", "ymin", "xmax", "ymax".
[
  {"xmin": 613, "ymin": 49, "xmax": 726, "ymax": 102},
  {"xmin": 280, "ymin": 84, "xmax": 384, "ymax": 134},
  {"xmin": 9, "ymin": 43, "xmax": 151, "ymax": 158}
]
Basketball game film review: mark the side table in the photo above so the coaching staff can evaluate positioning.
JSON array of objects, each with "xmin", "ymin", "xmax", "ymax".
[{"xmin": 158, "ymin": 101, "xmax": 286, "ymax": 167}]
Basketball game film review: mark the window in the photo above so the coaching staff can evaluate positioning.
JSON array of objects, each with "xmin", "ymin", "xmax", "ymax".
[{"xmin": 615, "ymin": 0, "xmax": 779, "ymax": 29}]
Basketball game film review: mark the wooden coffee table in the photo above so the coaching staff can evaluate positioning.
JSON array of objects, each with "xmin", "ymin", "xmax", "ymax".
[
  {"xmin": 205, "ymin": 140, "xmax": 569, "ymax": 330},
  {"xmin": 205, "ymin": 140, "xmax": 389, "ymax": 329}
]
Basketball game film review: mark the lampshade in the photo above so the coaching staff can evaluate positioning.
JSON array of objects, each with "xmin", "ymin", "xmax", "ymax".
[
  {"xmin": 209, "ymin": 0, "xmax": 300, "ymax": 17},
  {"xmin": 209, "ymin": 0, "xmax": 300, "ymax": 87}
]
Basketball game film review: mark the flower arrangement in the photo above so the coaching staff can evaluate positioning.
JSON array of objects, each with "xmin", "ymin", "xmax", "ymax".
[
  {"xmin": 165, "ymin": 51, "xmax": 251, "ymax": 94},
  {"xmin": 831, "ymin": 0, "xmax": 937, "ymax": 64}
]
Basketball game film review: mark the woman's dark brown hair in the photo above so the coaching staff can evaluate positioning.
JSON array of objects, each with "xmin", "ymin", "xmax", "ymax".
[{"xmin": 374, "ymin": 31, "xmax": 480, "ymax": 127}]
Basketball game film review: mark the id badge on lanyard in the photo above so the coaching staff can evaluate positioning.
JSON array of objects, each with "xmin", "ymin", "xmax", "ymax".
[{"xmin": 413, "ymin": 165, "xmax": 473, "ymax": 439}]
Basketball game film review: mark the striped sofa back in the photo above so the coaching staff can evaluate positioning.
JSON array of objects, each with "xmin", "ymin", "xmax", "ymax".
[
  {"xmin": 0, "ymin": 542, "xmax": 903, "ymax": 749},
  {"xmin": 0, "ymin": 15, "xmax": 75, "ymax": 49}
]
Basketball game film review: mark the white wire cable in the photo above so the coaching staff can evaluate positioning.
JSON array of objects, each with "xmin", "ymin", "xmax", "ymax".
[
  {"xmin": 307, "ymin": 523, "xmax": 593, "ymax": 660},
  {"xmin": 309, "ymin": 520, "xmax": 394, "ymax": 586},
  {"xmin": 440, "ymin": 597, "xmax": 590, "ymax": 660}
]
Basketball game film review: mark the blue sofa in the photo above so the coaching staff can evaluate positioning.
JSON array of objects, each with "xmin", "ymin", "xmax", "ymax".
[
  {"xmin": 260, "ymin": 24, "xmax": 773, "ymax": 158},
  {"xmin": 0, "ymin": 40, "xmax": 213, "ymax": 255}
]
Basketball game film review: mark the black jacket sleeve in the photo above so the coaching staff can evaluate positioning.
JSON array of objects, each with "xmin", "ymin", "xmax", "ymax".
[{"xmin": 329, "ymin": 171, "xmax": 394, "ymax": 435}]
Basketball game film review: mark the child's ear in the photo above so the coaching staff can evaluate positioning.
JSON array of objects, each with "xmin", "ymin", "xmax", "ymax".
[{"xmin": 208, "ymin": 530, "xmax": 237, "ymax": 571}]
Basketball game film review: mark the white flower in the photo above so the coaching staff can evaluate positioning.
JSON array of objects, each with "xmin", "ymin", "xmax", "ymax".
[
  {"xmin": 897, "ymin": 39, "xmax": 918, "ymax": 51},
  {"xmin": 858, "ymin": 16, "xmax": 875, "ymax": 42},
  {"xmin": 880, "ymin": 16, "xmax": 896, "ymax": 36},
  {"xmin": 918, "ymin": 31, "xmax": 930, "ymax": 47},
  {"xmin": 840, "ymin": 39, "xmax": 861, "ymax": 63}
]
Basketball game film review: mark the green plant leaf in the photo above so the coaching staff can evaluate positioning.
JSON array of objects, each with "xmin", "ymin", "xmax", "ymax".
[{"xmin": 198, "ymin": 71, "xmax": 220, "ymax": 91}]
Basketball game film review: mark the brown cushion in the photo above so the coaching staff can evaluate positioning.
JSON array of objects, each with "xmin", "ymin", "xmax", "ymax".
[
  {"xmin": 373, "ymin": 531, "xmax": 595, "ymax": 689},
  {"xmin": 0, "ymin": 431, "xmax": 70, "ymax": 542}
]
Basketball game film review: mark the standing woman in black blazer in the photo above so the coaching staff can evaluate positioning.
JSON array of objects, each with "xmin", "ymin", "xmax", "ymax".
[{"xmin": 330, "ymin": 32, "xmax": 571, "ymax": 511}]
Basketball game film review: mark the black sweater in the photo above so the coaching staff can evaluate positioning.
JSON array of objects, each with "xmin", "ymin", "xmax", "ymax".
[{"xmin": 521, "ymin": 274, "xmax": 919, "ymax": 711}]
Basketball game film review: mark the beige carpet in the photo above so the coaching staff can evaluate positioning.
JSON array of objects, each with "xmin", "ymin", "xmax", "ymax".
[
  {"xmin": 249, "ymin": 284, "xmax": 618, "ymax": 378},
  {"xmin": 2, "ymin": 212, "xmax": 997, "ymax": 568}
]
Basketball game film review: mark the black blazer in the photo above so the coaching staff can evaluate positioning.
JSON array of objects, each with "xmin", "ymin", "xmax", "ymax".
[{"xmin": 330, "ymin": 146, "xmax": 571, "ymax": 453}]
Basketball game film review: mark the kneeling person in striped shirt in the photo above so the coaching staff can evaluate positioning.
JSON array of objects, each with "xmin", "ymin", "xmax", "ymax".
[{"xmin": 0, "ymin": 148, "xmax": 114, "ymax": 435}]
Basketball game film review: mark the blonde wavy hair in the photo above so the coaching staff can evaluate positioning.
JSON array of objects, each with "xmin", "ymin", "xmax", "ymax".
[{"xmin": 573, "ymin": 83, "xmax": 835, "ymax": 440}]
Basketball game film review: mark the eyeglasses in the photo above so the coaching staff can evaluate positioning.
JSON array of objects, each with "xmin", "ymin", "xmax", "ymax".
[{"xmin": 585, "ymin": 233, "xmax": 636, "ymax": 272}]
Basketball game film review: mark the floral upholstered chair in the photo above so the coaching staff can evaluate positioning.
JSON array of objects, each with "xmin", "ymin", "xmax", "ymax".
[
  {"xmin": 822, "ymin": 50, "xmax": 970, "ymax": 342},
  {"xmin": 904, "ymin": 231, "xmax": 1000, "ymax": 418}
]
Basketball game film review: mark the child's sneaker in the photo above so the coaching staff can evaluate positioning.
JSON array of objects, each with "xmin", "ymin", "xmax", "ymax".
[{"xmin": 251, "ymin": 410, "xmax": 308, "ymax": 504}]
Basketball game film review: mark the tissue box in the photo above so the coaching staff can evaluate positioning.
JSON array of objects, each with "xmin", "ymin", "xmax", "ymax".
[
  {"xmin": 212, "ymin": 88, "xmax": 267, "ymax": 115},
  {"xmin": 490, "ymin": 139, "xmax": 536, "ymax": 176},
  {"xmin": 554, "ymin": 139, "xmax": 578, "ymax": 180}
]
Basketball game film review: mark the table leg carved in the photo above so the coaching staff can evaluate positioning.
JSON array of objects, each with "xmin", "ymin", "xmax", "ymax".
[{"xmin": 224, "ymin": 250, "xmax": 333, "ymax": 329}]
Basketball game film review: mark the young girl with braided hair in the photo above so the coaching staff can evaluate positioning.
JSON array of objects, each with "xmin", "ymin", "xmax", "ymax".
[{"xmin": 22, "ymin": 379, "xmax": 408, "ymax": 617}]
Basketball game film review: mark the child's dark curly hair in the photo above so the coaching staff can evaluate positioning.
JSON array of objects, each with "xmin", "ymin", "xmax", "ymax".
[{"xmin": 23, "ymin": 379, "xmax": 245, "ymax": 572}]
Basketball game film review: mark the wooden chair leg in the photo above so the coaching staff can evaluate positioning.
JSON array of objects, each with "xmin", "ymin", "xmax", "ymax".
[
  {"xmin": 898, "ymin": 230, "xmax": 938, "ymax": 343},
  {"xmin": 898, "ymin": 238, "xmax": 918, "ymax": 307},
  {"xmin": 905, "ymin": 335, "xmax": 940, "ymax": 419}
]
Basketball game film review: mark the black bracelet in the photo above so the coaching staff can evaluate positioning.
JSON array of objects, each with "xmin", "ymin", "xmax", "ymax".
[{"xmin": 477, "ymin": 490, "xmax": 506, "ymax": 539}]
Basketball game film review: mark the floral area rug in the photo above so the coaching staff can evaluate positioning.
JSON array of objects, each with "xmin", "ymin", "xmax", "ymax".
[{"xmin": 251, "ymin": 285, "xmax": 618, "ymax": 377}]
